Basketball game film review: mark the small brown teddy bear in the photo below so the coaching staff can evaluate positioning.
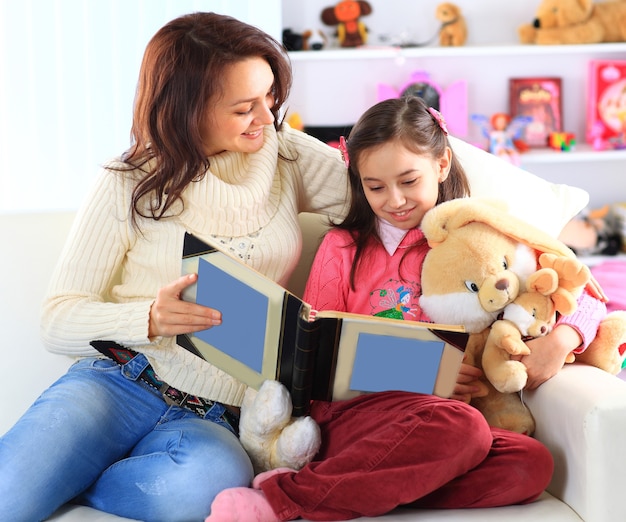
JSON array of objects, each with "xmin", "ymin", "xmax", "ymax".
[
  {"xmin": 519, "ymin": 0, "xmax": 626, "ymax": 45},
  {"xmin": 436, "ymin": 2, "xmax": 467, "ymax": 46},
  {"xmin": 482, "ymin": 254, "xmax": 590, "ymax": 394}
]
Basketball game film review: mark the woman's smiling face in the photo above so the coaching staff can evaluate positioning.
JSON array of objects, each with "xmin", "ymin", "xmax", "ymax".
[{"xmin": 200, "ymin": 57, "xmax": 276, "ymax": 156}]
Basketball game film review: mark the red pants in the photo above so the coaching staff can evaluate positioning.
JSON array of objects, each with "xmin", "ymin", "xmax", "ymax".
[{"xmin": 260, "ymin": 391, "xmax": 553, "ymax": 521}]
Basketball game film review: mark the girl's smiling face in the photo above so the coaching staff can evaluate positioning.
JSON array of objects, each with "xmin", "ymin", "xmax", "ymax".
[{"xmin": 358, "ymin": 139, "xmax": 451, "ymax": 230}]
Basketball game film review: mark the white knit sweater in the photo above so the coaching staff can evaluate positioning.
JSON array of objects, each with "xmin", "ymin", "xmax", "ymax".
[{"xmin": 40, "ymin": 124, "xmax": 349, "ymax": 406}]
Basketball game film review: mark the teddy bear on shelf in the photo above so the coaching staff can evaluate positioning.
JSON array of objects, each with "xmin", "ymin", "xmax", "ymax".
[
  {"xmin": 302, "ymin": 29, "xmax": 328, "ymax": 50},
  {"xmin": 519, "ymin": 0, "xmax": 626, "ymax": 45},
  {"xmin": 238, "ymin": 380, "xmax": 321, "ymax": 474},
  {"xmin": 419, "ymin": 197, "xmax": 626, "ymax": 434},
  {"xmin": 436, "ymin": 2, "xmax": 467, "ymax": 46},
  {"xmin": 321, "ymin": 1, "xmax": 373, "ymax": 48}
]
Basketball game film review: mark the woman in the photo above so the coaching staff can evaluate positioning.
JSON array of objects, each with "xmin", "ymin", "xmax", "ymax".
[{"xmin": 0, "ymin": 12, "xmax": 349, "ymax": 522}]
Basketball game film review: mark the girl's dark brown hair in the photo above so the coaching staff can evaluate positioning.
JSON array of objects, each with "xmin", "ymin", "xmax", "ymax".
[
  {"xmin": 112, "ymin": 12, "xmax": 292, "ymax": 223},
  {"xmin": 339, "ymin": 96, "xmax": 471, "ymax": 288}
]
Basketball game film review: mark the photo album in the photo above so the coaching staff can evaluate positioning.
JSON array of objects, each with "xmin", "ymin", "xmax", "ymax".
[{"xmin": 178, "ymin": 233, "xmax": 468, "ymax": 416}]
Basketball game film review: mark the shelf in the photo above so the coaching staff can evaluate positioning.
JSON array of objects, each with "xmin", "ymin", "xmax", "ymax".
[
  {"xmin": 520, "ymin": 144, "xmax": 626, "ymax": 165},
  {"xmin": 288, "ymin": 42, "xmax": 626, "ymax": 62}
]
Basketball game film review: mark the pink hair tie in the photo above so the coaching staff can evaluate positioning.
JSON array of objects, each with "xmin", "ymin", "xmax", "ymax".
[
  {"xmin": 428, "ymin": 107, "xmax": 449, "ymax": 136},
  {"xmin": 338, "ymin": 136, "xmax": 350, "ymax": 168}
]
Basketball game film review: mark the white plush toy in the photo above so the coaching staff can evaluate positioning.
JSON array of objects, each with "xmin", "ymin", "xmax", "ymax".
[{"xmin": 239, "ymin": 380, "xmax": 322, "ymax": 474}]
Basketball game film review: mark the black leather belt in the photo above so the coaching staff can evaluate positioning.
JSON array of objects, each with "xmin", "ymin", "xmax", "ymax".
[{"xmin": 90, "ymin": 340, "xmax": 239, "ymax": 434}]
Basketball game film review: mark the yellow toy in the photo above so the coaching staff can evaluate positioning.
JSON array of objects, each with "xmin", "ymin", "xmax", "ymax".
[
  {"xmin": 519, "ymin": 0, "xmax": 626, "ymax": 45},
  {"xmin": 436, "ymin": 2, "xmax": 467, "ymax": 47},
  {"xmin": 420, "ymin": 198, "xmax": 626, "ymax": 434}
]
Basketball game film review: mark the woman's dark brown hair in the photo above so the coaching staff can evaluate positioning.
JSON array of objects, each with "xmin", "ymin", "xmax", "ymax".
[
  {"xmin": 115, "ymin": 12, "xmax": 292, "ymax": 223},
  {"xmin": 339, "ymin": 96, "xmax": 471, "ymax": 288}
]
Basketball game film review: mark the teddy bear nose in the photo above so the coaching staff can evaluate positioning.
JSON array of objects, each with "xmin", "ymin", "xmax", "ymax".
[
  {"xmin": 533, "ymin": 18, "xmax": 541, "ymax": 29},
  {"xmin": 540, "ymin": 326, "xmax": 547, "ymax": 335},
  {"xmin": 495, "ymin": 279, "xmax": 510, "ymax": 291}
]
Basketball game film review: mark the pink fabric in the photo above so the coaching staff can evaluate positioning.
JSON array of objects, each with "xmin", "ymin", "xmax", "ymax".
[
  {"xmin": 557, "ymin": 289, "xmax": 607, "ymax": 353},
  {"xmin": 260, "ymin": 392, "xmax": 553, "ymax": 520},
  {"xmin": 591, "ymin": 260, "xmax": 626, "ymax": 313},
  {"xmin": 303, "ymin": 227, "xmax": 431, "ymax": 322}
]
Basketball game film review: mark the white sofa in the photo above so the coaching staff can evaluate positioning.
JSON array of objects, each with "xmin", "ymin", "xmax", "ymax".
[{"xmin": 2, "ymin": 209, "xmax": 626, "ymax": 522}]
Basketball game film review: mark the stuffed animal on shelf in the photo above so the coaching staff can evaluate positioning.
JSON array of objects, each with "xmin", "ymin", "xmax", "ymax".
[
  {"xmin": 519, "ymin": 0, "xmax": 626, "ymax": 45},
  {"xmin": 436, "ymin": 2, "xmax": 467, "ymax": 46},
  {"xmin": 282, "ymin": 28, "xmax": 304, "ymax": 51},
  {"xmin": 419, "ymin": 197, "xmax": 626, "ymax": 434},
  {"xmin": 238, "ymin": 380, "xmax": 321, "ymax": 474},
  {"xmin": 302, "ymin": 29, "xmax": 328, "ymax": 50},
  {"xmin": 470, "ymin": 113, "xmax": 532, "ymax": 166},
  {"xmin": 321, "ymin": 1, "xmax": 373, "ymax": 48}
]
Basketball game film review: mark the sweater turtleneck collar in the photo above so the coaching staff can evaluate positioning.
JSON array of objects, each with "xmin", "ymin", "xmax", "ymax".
[{"xmin": 178, "ymin": 125, "xmax": 282, "ymax": 238}]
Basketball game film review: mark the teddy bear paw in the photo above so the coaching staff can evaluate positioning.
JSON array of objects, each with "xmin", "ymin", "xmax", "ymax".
[
  {"xmin": 518, "ymin": 24, "xmax": 536, "ymax": 44},
  {"xmin": 501, "ymin": 336, "xmax": 531, "ymax": 356},
  {"xmin": 240, "ymin": 380, "xmax": 292, "ymax": 436},
  {"xmin": 272, "ymin": 416, "xmax": 322, "ymax": 471},
  {"xmin": 488, "ymin": 361, "xmax": 528, "ymax": 394}
]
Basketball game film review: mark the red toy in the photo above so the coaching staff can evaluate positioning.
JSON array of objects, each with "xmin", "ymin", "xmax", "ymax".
[
  {"xmin": 321, "ymin": 1, "xmax": 373, "ymax": 48},
  {"xmin": 548, "ymin": 132, "xmax": 576, "ymax": 151}
]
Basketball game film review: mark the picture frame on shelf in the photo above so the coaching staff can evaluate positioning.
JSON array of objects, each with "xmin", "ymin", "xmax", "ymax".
[
  {"xmin": 586, "ymin": 59, "xmax": 626, "ymax": 150},
  {"xmin": 509, "ymin": 77, "xmax": 562, "ymax": 148}
]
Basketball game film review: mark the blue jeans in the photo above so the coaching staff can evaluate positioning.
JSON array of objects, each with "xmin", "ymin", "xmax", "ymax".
[{"xmin": 0, "ymin": 356, "xmax": 253, "ymax": 522}]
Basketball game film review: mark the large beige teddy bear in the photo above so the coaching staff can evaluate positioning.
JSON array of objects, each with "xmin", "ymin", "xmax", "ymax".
[
  {"xmin": 519, "ymin": 0, "xmax": 626, "ymax": 45},
  {"xmin": 419, "ymin": 197, "xmax": 626, "ymax": 434}
]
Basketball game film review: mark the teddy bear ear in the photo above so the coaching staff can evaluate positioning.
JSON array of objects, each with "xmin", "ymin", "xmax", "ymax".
[
  {"xmin": 430, "ymin": 198, "xmax": 577, "ymax": 260},
  {"xmin": 421, "ymin": 201, "xmax": 454, "ymax": 245},
  {"xmin": 421, "ymin": 197, "xmax": 508, "ymax": 246},
  {"xmin": 551, "ymin": 288, "xmax": 578, "ymax": 316},
  {"xmin": 527, "ymin": 267, "xmax": 559, "ymax": 295}
]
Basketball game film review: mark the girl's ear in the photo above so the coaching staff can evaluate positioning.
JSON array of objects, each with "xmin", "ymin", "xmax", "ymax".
[{"xmin": 438, "ymin": 146, "xmax": 452, "ymax": 182}]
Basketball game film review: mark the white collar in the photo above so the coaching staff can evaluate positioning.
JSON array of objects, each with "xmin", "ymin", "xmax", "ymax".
[{"xmin": 377, "ymin": 218, "xmax": 409, "ymax": 255}]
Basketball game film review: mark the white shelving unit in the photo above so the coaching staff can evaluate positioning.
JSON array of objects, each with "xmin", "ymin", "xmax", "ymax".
[
  {"xmin": 285, "ymin": 34, "xmax": 626, "ymax": 207},
  {"xmin": 288, "ymin": 42, "xmax": 626, "ymax": 61}
]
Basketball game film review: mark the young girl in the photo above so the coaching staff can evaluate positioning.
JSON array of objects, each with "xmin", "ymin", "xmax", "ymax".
[{"xmin": 206, "ymin": 96, "xmax": 602, "ymax": 521}]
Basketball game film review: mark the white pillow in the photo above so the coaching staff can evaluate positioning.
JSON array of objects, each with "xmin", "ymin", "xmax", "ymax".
[{"xmin": 449, "ymin": 136, "xmax": 589, "ymax": 237}]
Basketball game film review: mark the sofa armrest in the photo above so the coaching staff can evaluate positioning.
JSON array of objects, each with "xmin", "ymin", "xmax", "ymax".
[{"xmin": 524, "ymin": 364, "xmax": 626, "ymax": 522}]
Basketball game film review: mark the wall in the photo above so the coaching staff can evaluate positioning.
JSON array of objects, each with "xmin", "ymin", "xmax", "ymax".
[
  {"xmin": 282, "ymin": 0, "xmax": 626, "ymax": 209},
  {"xmin": 0, "ymin": 0, "xmax": 281, "ymax": 214}
]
